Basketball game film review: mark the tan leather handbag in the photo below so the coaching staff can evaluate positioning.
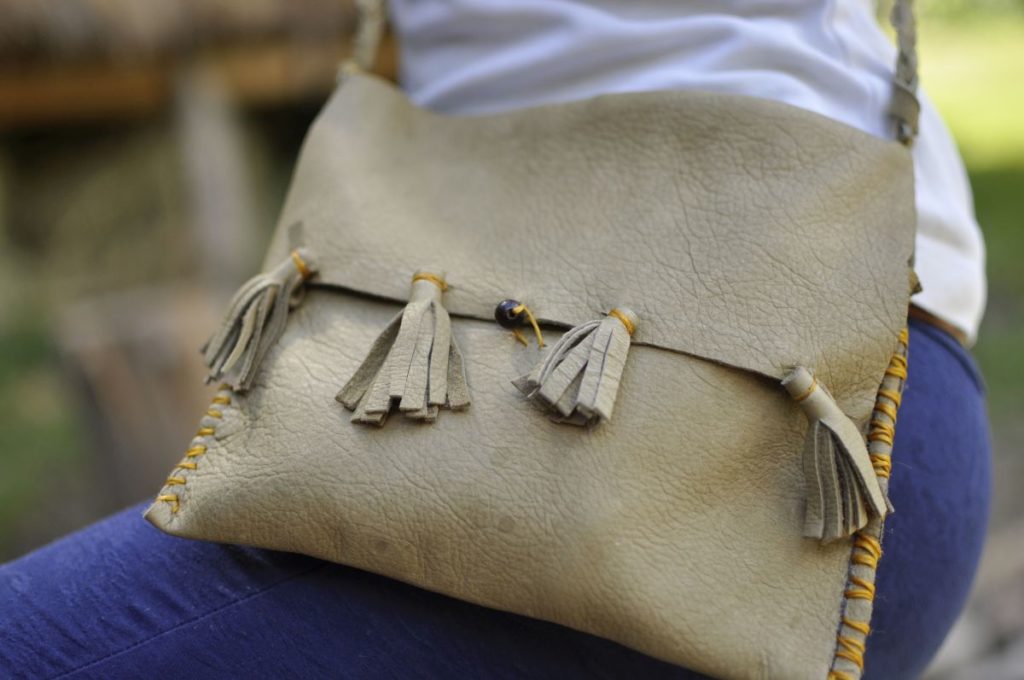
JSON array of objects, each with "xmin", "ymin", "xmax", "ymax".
[{"xmin": 146, "ymin": 2, "xmax": 921, "ymax": 678}]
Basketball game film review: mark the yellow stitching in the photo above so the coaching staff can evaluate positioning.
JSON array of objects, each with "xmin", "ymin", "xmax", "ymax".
[
  {"xmin": 835, "ymin": 626, "xmax": 868, "ymax": 667},
  {"xmin": 868, "ymin": 421, "xmax": 894, "ymax": 445},
  {"xmin": 830, "ymin": 328, "xmax": 907, "ymax": 679},
  {"xmin": 411, "ymin": 272, "xmax": 448, "ymax": 291},
  {"xmin": 869, "ymin": 454, "xmax": 892, "ymax": 477},
  {"xmin": 157, "ymin": 494, "xmax": 180, "ymax": 513},
  {"xmin": 836, "ymin": 643, "xmax": 865, "ymax": 669},
  {"xmin": 853, "ymin": 533, "xmax": 882, "ymax": 569},
  {"xmin": 157, "ymin": 392, "xmax": 231, "ymax": 514},
  {"xmin": 842, "ymin": 617, "xmax": 871, "ymax": 636},
  {"xmin": 793, "ymin": 375, "xmax": 819, "ymax": 403},
  {"xmin": 877, "ymin": 389, "xmax": 902, "ymax": 405},
  {"xmin": 607, "ymin": 308, "xmax": 636, "ymax": 337},
  {"xmin": 290, "ymin": 249, "xmax": 312, "ymax": 280},
  {"xmin": 845, "ymin": 576, "xmax": 876, "ymax": 600},
  {"xmin": 874, "ymin": 401, "xmax": 898, "ymax": 421}
]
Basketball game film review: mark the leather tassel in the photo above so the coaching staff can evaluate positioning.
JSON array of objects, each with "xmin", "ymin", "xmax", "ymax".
[
  {"xmin": 514, "ymin": 308, "xmax": 637, "ymax": 425},
  {"xmin": 337, "ymin": 272, "xmax": 470, "ymax": 425},
  {"xmin": 202, "ymin": 248, "xmax": 316, "ymax": 392},
  {"xmin": 783, "ymin": 367, "xmax": 891, "ymax": 542}
]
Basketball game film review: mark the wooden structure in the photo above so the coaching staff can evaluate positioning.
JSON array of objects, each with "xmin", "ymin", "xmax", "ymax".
[{"xmin": 0, "ymin": 0, "xmax": 397, "ymax": 130}]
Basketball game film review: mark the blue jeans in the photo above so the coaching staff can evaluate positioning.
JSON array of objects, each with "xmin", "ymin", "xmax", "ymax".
[{"xmin": 0, "ymin": 319, "xmax": 991, "ymax": 679}]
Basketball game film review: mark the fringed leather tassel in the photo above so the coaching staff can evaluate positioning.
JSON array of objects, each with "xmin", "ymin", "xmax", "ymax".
[
  {"xmin": 202, "ymin": 249, "xmax": 317, "ymax": 392},
  {"xmin": 337, "ymin": 272, "xmax": 470, "ymax": 425},
  {"xmin": 514, "ymin": 308, "xmax": 637, "ymax": 425},
  {"xmin": 783, "ymin": 367, "xmax": 891, "ymax": 542}
]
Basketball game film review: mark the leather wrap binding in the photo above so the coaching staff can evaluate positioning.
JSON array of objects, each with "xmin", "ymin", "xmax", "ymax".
[{"xmin": 828, "ymin": 328, "xmax": 909, "ymax": 680}]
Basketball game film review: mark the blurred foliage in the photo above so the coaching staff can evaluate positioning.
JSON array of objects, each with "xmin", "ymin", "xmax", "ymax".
[
  {"xmin": 919, "ymin": 16, "xmax": 1024, "ymax": 424},
  {"xmin": 0, "ymin": 309, "xmax": 87, "ymax": 543},
  {"xmin": 922, "ymin": 20, "xmax": 1024, "ymax": 170},
  {"xmin": 919, "ymin": 0, "xmax": 1024, "ymax": 19}
]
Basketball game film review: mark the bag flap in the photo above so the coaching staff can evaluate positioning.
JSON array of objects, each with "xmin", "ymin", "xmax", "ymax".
[{"xmin": 265, "ymin": 72, "xmax": 915, "ymax": 413}]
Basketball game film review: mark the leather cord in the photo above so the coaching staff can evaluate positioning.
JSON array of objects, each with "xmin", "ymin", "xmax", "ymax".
[
  {"xmin": 352, "ymin": 0, "xmax": 388, "ymax": 77},
  {"xmin": 348, "ymin": 0, "xmax": 921, "ymax": 146},
  {"xmin": 888, "ymin": 0, "xmax": 920, "ymax": 144}
]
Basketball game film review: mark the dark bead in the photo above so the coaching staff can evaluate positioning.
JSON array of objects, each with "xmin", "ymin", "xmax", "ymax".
[{"xmin": 494, "ymin": 299, "xmax": 524, "ymax": 328}]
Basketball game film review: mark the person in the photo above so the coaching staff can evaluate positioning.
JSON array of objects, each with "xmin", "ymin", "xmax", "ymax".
[{"xmin": 0, "ymin": 2, "xmax": 990, "ymax": 678}]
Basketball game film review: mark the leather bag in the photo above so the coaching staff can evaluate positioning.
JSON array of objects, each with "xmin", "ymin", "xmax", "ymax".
[{"xmin": 146, "ymin": 2, "xmax": 921, "ymax": 677}]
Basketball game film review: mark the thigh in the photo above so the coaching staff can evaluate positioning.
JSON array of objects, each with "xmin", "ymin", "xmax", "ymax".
[
  {"xmin": 0, "ymin": 320, "xmax": 988, "ymax": 680},
  {"xmin": 864, "ymin": 319, "xmax": 992, "ymax": 679},
  {"xmin": 0, "ymin": 504, "xmax": 701, "ymax": 679}
]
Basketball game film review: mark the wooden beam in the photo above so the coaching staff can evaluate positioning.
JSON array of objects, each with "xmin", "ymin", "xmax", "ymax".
[{"xmin": 0, "ymin": 36, "xmax": 398, "ymax": 131}]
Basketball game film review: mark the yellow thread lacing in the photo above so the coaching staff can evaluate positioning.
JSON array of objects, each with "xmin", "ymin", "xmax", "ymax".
[
  {"xmin": 156, "ymin": 494, "xmax": 180, "ymax": 513},
  {"xmin": 874, "ymin": 401, "xmax": 898, "ymax": 421},
  {"xmin": 510, "ymin": 303, "xmax": 545, "ymax": 348},
  {"xmin": 836, "ymin": 638, "xmax": 866, "ymax": 669},
  {"xmin": 829, "ymin": 328, "xmax": 908, "ymax": 679},
  {"xmin": 843, "ymin": 617, "xmax": 871, "ymax": 636},
  {"xmin": 852, "ymin": 534, "xmax": 882, "ymax": 569},
  {"xmin": 866, "ymin": 339, "xmax": 907, "ymax": 480},
  {"xmin": 845, "ymin": 576, "xmax": 876, "ymax": 601},
  {"xmin": 869, "ymin": 453, "xmax": 892, "ymax": 478},
  {"xmin": 793, "ymin": 375, "xmax": 819, "ymax": 403},
  {"xmin": 877, "ymin": 389, "xmax": 902, "ymax": 403},
  {"xmin": 412, "ymin": 272, "xmax": 448, "ymax": 291},
  {"xmin": 157, "ymin": 392, "xmax": 230, "ymax": 514},
  {"xmin": 607, "ymin": 308, "xmax": 636, "ymax": 337},
  {"xmin": 290, "ymin": 249, "xmax": 312, "ymax": 280}
]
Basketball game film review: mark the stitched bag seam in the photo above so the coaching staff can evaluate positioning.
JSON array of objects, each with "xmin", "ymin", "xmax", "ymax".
[
  {"xmin": 154, "ymin": 386, "xmax": 233, "ymax": 517},
  {"xmin": 827, "ymin": 327, "xmax": 908, "ymax": 680}
]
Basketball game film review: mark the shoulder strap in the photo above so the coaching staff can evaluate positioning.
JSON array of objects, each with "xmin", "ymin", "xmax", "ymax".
[
  {"xmin": 888, "ymin": 0, "xmax": 920, "ymax": 145},
  {"xmin": 351, "ymin": 0, "xmax": 388, "ymax": 76},
  {"xmin": 349, "ymin": 0, "xmax": 920, "ymax": 146}
]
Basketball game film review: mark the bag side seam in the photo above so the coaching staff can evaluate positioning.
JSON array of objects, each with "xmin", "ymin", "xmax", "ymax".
[
  {"xmin": 155, "ymin": 387, "xmax": 233, "ymax": 515},
  {"xmin": 827, "ymin": 327, "xmax": 909, "ymax": 680}
]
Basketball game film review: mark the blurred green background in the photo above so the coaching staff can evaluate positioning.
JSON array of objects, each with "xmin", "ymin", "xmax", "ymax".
[{"xmin": 0, "ymin": 1, "xmax": 1021, "ymax": 677}]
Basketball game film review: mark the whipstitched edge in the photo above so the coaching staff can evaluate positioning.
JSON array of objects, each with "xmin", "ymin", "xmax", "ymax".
[
  {"xmin": 155, "ymin": 386, "xmax": 233, "ymax": 514},
  {"xmin": 828, "ymin": 327, "xmax": 909, "ymax": 680}
]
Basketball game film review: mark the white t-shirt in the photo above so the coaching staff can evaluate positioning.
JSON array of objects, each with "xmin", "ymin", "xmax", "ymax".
[{"xmin": 389, "ymin": 0, "xmax": 986, "ymax": 342}]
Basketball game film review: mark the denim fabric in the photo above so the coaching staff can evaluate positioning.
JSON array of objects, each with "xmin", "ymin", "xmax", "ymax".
[{"xmin": 0, "ymin": 318, "xmax": 991, "ymax": 679}]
